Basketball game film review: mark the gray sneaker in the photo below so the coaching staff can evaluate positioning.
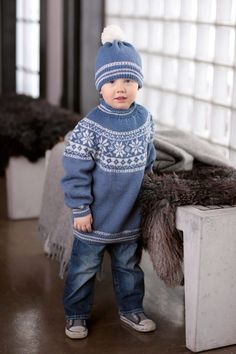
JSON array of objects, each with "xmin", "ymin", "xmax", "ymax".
[
  {"xmin": 65, "ymin": 319, "xmax": 88, "ymax": 339},
  {"xmin": 120, "ymin": 312, "xmax": 156, "ymax": 332}
]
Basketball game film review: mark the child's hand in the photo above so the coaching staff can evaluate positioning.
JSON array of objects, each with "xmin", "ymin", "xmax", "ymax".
[{"xmin": 73, "ymin": 214, "xmax": 93, "ymax": 233}]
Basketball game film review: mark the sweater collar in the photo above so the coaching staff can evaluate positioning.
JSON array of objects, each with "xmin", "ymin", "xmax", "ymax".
[{"xmin": 98, "ymin": 99, "xmax": 136, "ymax": 117}]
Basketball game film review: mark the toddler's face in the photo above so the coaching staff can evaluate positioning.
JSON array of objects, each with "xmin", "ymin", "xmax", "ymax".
[{"xmin": 100, "ymin": 78, "xmax": 139, "ymax": 110}]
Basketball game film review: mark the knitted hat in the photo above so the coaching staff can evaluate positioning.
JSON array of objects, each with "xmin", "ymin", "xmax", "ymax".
[{"xmin": 95, "ymin": 25, "xmax": 143, "ymax": 91}]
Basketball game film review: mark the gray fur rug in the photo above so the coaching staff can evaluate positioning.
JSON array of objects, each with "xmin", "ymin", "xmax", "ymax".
[{"xmin": 139, "ymin": 164, "xmax": 236, "ymax": 287}]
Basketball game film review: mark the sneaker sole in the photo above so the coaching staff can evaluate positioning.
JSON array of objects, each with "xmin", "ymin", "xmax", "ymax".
[
  {"xmin": 65, "ymin": 327, "xmax": 88, "ymax": 339},
  {"xmin": 120, "ymin": 316, "xmax": 157, "ymax": 333}
]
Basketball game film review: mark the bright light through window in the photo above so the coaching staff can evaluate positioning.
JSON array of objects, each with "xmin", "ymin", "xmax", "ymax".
[
  {"xmin": 16, "ymin": 0, "xmax": 40, "ymax": 98},
  {"xmin": 105, "ymin": 0, "xmax": 236, "ymax": 150}
]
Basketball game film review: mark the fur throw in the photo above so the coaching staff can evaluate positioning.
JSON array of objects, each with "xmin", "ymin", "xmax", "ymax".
[
  {"xmin": 0, "ymin": 94, "xmax": 80, "ymax": 175},
  {"xmin": 139, "ymin": 163, "xmax": 236, "ymax": 287}
]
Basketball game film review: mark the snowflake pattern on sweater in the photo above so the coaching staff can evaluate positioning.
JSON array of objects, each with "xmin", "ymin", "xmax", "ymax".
[
  {"xmin": 61, "ymin": 100, "xmax": 156, "ymax": 243},
  {"xmin": 64, "ymin": 113, "xmax": 153, "ymax": 173}
]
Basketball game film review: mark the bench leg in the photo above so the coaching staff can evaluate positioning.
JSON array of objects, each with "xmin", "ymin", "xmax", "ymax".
[{"xmin": 176, "ymin": 206, "xmax": 236, "ymax": 352}]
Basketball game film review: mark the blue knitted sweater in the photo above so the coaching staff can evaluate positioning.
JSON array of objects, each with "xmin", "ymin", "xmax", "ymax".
[{"xmin": 61, "ymin": 99, "xmax": 156, "ymax": 243}]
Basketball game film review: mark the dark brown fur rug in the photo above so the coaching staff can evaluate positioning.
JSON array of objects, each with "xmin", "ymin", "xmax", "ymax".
[
  {"xmin": 0, "ymin": 94, "xmax": 80, "ymax": 175},
  {"xmin": 139, "ymin": 163, "xmax": 236, "ymax": 287}
]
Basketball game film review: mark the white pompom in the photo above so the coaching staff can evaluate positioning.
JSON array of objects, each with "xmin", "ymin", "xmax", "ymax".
[{"xmin": 101, "ymin": 25, "xmax": 125, "ymax": 45}]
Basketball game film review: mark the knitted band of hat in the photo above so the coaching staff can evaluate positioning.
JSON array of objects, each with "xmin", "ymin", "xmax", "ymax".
[
  {"xmin": 95, "ymin": 60, "xmax": 143, "ymax": 90},
  {"xmin": 95, "ymin": 25, "xmax": 144, "ymax": 91}
]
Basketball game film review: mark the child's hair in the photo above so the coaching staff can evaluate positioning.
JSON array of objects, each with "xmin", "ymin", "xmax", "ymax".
[{"xmin": 95, "ymin": 25, "xmax": 143, "ymax": 91}]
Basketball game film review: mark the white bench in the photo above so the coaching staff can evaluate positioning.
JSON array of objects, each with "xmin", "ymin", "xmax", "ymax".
[{"xmin": 176, "ymin": 205, "xmax": 236, "ymax": 352}]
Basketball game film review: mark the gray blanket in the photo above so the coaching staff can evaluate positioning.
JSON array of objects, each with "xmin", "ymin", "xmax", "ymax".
[
  {"xmin": 154, "ymin": 130, "xmax": 231, "ymax": 171},
  {"xmin": 38, "ymin": 141, "xmax": 72, "ymax": 277},
  {"xmin": 38, "ymin": 129, "xmax": 232, "ymax": 277}
]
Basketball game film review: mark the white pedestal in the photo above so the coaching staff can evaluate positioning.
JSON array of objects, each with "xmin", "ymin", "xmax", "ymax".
[
  {"xmin": 176, "ymin": 206, "xmax": 236, "ymax": 352},
  {"xmin": 6, "ymin": 156, "xmax": 46, "ymax": 219}
]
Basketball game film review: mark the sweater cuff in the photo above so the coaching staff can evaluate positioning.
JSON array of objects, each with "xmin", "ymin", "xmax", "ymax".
[{"xmin": 72, "ymin": 206, "xmax": 91, "ymax": 218}]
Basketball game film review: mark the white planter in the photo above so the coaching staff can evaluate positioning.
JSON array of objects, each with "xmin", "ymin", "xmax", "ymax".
[{"xmin": 6, "ymin": 156, "xmax": 46, "ymax": 219}]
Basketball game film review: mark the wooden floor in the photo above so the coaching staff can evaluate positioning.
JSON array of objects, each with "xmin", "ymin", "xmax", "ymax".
[{"xmin": 1, "ymin": 176, "xmax": 236, "ymax": 354}]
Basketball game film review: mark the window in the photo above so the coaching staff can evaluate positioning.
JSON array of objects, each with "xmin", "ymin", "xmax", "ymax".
[
  {"xmin": 16, "ymin": 0, "xmax": 40, "ymax": 98},
  {"xmin": 105, "ymin": 0, "xmax": 236, "ymax": 150}
]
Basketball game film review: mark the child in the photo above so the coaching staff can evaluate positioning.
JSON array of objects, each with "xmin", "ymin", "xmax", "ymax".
[{"xmin": 61, "ymin": 25, "xmax": 157, "ymax": 339}]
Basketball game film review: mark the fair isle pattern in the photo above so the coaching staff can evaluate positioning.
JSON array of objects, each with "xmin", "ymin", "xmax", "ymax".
[
  {"xmin": 74, "ymin": 228, "xmax": 140, "ymax": 243},
  {"xmin": 95, "ymin": 61, "xmax": 142, "ymax": 77},
  {"xmin": 72, "ymin": 207, "xmax": 90, "ymax": 217},
  {"xmin": 95, "ymin": 69, "xmax": 143, "ymax": 90},
  {"xmin": 64, "ymin": 115, "xmax": 153, "ymax": 173},
  {"xmin": 95, "ymin": 61, "xmax": 143, "ymax": 89}
]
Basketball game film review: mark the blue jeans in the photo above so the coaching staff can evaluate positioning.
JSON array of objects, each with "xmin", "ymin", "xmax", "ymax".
[{"xmin": 63, "ymin": 238, "xmax": 144, "ymax": 320}]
